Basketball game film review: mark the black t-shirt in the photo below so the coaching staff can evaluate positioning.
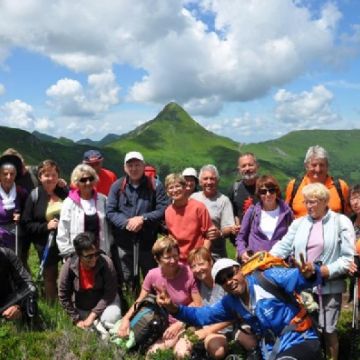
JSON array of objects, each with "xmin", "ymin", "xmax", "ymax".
[{"xmin": 229, "ymin": 181, "xmax": 258, "ymax": 222}]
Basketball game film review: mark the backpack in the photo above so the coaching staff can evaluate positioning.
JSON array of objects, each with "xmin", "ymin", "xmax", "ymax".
[
  {"xmin": 241, "ymin": 251, "xmax": 288, "ymax": 277},
  {"xmin": 289, "ymin": 176, "xmax": 345, "ymax": 213},
  {"xmin": 240, "ymin": 251, "xmax": 314, "ymax": 360},
  {"xmin": 128, "ymin": 294, "xmax": 169, "ymax": 353}
]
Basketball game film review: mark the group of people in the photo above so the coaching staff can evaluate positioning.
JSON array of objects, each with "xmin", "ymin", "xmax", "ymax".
[{"xmin": 0, "ymin": 144, "xmax": 359, "ymax": 360}]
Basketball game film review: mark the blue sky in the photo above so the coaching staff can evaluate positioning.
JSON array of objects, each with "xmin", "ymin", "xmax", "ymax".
[{"xmin": 0, "ymin": 0, "xmax": 359, "ymax": 143}]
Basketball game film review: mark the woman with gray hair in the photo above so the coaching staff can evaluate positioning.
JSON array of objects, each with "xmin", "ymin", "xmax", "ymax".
[
  {"xmin": 57, "ymin": 164, "xmax": 112, "ymax": 258},
  {"xmin": 285, "ymin": 145, "xmax": 350, "ymax": 218},
  {"xmin": 271, "ymin": 182, "xmax": 355, "ymax": 360}
]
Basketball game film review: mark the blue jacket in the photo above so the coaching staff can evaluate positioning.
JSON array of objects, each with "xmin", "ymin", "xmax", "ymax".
[
  {"xmin": 236, "ymin": 200, "xmax": 293, "ymax": 256},
  {"xmin": 176, "ymin": 267, "xmax": 321, "ymax": 358},
  {"xmin": 106, "ymin": 175, "xmax": 168, "ymax": 251}
]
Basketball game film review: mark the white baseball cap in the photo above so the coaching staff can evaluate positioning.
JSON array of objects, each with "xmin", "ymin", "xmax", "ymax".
[
  {"xmin": 182, "ymin": 167, "xmax": 198, "ymax": 179},
  {"xmin": 124, "ymin": 151, "xmax": 144, "ymax": 164},
  {"xmin": 211, "ymin": 258, "xmax": 240, "ymax": 282}
]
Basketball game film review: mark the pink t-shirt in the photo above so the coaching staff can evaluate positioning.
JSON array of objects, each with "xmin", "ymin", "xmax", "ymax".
[
  {"xmin": 306, "ymin": 220, "xmax": 324, "ymax": 262},
  {"xmin": 142, "ymin": 263, "xmax": 199, "ymax": 323},
  {"xmin": 165, "ymin": 199, "xmax": 213, "ymax": 261}
]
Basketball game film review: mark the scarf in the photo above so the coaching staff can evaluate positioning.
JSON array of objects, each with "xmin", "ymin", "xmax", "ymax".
[{"xmin": 0, "ymin": 183, "xmax": 17, "ymax": 210}]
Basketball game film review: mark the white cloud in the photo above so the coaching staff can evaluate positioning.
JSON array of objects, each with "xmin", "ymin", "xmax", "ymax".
[
  {"xmin": 0, "ymin": 0, "xmax": 357, "ymax": 118},
  {"xmin": 46, "ymin": 70, "xmax": 119, "ymax": 116},
  {"xmin": 274, "ymin": 85, "xmax": 341, "ymax": 128},
  {"xmin": 34, "ymin": 117, "xmax": 54, "ymax": 130},
  {"xmin": 0, "ymin": 83, "xmax": 5, "ymax": 95},
  {"xmin": 1, "ymin": 99, "xmax": 34, "ymax": 128}
]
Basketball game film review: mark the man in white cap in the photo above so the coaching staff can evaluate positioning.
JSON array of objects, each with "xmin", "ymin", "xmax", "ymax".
[
  {"xmin": 157, "ymin": 257, "xmax": 323, "ymax": 360},
  {"xmin": 106, "ymin": 151, "xmax": 168, "ymax": 293}
]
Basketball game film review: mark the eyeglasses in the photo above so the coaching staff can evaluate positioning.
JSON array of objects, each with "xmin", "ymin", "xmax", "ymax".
[
  {"xmin": 258, "ymin": 188, "xmax": 276, "ymax": 195},
  {"xmin": 81, "ymin": 251, "xmax": 101, "ymax": 260},
  {"xmin": 79, "ymin": 176, "xmax": 95, "ymax": 183},
  {"xmin": 161, "ymin": 254, "xmax": 180, "ymax": 262},
  {"xmin": 216, "ymin": 266, "xmax": 240, "ymax": 285}
]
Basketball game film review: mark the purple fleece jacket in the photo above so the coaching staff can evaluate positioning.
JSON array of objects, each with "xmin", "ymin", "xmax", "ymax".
[{"xmin": 236, "ymin": 199, "xmax": 293, "ymax": 256}]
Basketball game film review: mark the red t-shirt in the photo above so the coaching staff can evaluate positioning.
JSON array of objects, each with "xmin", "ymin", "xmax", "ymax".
[
  {"xmin": 165, "ymin": 199, "xmax": 213, "ymax": 261},
  {"xmin": 79, "ymin": 263, "xmax": 95, "ymax": 290},
  {"xmin": 95, "ymin": 168, "xmax": 117, "ymax": 196}
]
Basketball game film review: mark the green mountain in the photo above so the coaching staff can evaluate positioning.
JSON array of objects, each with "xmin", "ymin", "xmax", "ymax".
[
  {"xmin": 1, "ymin": 103, "xmax": 360, "ymax": 190},
  {"xmin": 239, "ymin": 129, "xmax": 360, "ymax": 185},
  {"xmin": 0, "ymin": 126, "xmax": 121, "ymax": 178}
]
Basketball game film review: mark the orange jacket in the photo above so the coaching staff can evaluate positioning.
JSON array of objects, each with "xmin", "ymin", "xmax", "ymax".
[{"xmin": 285, "ymin": 175, "xmax": 350, "ymax": 218}]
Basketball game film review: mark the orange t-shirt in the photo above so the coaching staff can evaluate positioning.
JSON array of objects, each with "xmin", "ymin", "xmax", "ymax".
[
  {"xmin": 285, "ymin": 175, "xmax": 350, "ymax": 218},
  {"xmin": 165, "ymin": 199, "xmax": 213, "ymax": 261}
]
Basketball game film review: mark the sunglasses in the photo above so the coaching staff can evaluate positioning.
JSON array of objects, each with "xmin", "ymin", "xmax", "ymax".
[
  {"xmin": 258, "ymin": 187, "xmax": 276, "ymax": 195},
  {"xmin": 79, "ymin": 176, "xmax": 95, "ymax": 183},
  {"xmin": 216, "ymin": 266, "xmax": 240, "ymax": 285},
  {"xmin": 81, "ymin": 251, "xmax": 101, "ymax": 260}
]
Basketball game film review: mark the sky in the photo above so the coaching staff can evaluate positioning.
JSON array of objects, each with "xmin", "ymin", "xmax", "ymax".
[{"xmin": 0, "ymin": 0, "xmax": 359, "ymax": 144}]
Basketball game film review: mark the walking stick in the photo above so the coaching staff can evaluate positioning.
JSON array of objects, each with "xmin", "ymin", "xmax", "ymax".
[
  {"xmin": 350, "ymin": 255, "xmax": 360, "ymax": 358},
  {"xmin": 14, "ymin": 210, "xmax": 20, "ymax": 256},
  {"xmin": 132, "ymin": 237, "xmax": 140, "ymax": 295},
  {"xmin": 37, "ymin": 230, "xmax": 56, "ymax": 282}
]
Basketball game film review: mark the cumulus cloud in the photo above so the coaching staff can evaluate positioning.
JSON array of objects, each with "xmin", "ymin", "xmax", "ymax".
[
  {"xmin": 274, "ymin": 85, "xmax": 341, "ymax": 128},
  {"xmin": 0, "ymin": 83, "xmax": 5, "ymax": 95},
  {"xmin": 34, "ymin": 117, "xmax": 54, "ymax": 130},
  {"xmin": 46, "ymin": 70, "xmax": 119, "ymax": 117},
  {"xmin": 0, "ymin": 0, "xmax": 357, "ymax": 118},
  {"xmin": 1, "ymin": 99, "xmax": 34, "ymax": 128},
  {"xmin": 0, "ymin": 99, "xmax": 54, "ymax": 131}
]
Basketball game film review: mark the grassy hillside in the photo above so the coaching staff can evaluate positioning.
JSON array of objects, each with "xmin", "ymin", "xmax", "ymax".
[
  {"xmin": 0, "ymin": 127, "xmax": 122, "ymax": 180},
  {"xmin": 239, "ymin": 129, "xmax": 360, "ymax": 185},
  {"xmin": 104, "ymin": 102, "xmax": 287, "ymax": 189},
  {"xmin": 1, "ymin": 104, "xmax": 360, "ymax": 190}
]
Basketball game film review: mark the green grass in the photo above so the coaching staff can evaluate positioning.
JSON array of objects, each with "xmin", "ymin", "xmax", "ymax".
[{"xmin": 1, "ymin": 242, "xmax": 359, "ymax": 359}]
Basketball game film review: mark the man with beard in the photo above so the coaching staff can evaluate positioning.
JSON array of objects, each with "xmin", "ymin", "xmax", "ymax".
[{"xmin": 228, "ymin": 153, "xmax": 259, "ymax": 229}]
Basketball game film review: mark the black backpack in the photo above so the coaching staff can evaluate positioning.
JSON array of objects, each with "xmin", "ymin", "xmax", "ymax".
[{"xmin": 129, "ymin": 294, "xmax": 169, "ymax": 353}]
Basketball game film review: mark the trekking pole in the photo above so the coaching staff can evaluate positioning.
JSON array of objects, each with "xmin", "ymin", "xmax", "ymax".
[
  {"xmin": 133, "ymin": 237, "xmax": 140, "ymax": 295},
  {"xmin": 350, "ymin": 255, "xmax": 360, "ymax": 358},
  {"xmin": 317, "ymin": 283, "xmax": 327, "ymax": 360},
  {"xmin": 14, "ymin": 210, "xmax": 20, "ymax": 256},
  {"xmin": 37, "ymin": 230, "xmax": 56, "ymax": 282},
  {"xmin": 314, "ymin": 259, "xmax": 327, "ymax": 360}
]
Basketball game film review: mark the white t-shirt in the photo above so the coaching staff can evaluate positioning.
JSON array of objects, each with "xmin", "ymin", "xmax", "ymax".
[{"xmin": 260, "ymin": 206, "xmax": 280, "ymax": 240}]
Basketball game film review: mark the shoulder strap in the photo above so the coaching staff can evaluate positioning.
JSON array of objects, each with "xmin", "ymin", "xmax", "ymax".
[
  {"xmin": 30, "ymin": 187, "xmax": 39, "ymax": 203},
  {"xmin": 289, "ymin": 178, "xmax": 302, "ymax": 209},
  {"xmin": 334, "ymin": 179, "xmax": 345, "ymax": 214},
  {"xmin": 253, "ymin": 271, "xmax": 294, "ymax": 305},
  {"xmin": 233, "ymin": 180, "xmax": 241, "ymax": 199}
]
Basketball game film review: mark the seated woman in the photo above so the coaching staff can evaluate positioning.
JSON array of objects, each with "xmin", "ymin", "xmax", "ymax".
[
  {"xmin": 0, "ymin": 154, "xmax": 27, "ymax": 251},
  {"xmin": 271, "ymin": 182, "xmax": 355, "ymax": 360},
  {"xmin": 57, "ymin": 164, "xmax": 112, "ymax": 258},
  {"xmin": 236, "ymin": 175, "xmax": 293, "ymax": 263},
  {"xmin": 58, "ymin": 232, "xmax": 121, "ymax": 335},
  {"xmin": 180, "ymin": 247, "xmax": 257, "ymax": 359},
  {"xmin": 117, "ymin": 235, "xmax": 202, "ymax": 357},
  {"xmin": 164, "ymin": 173, "xmax": 215, "ymax": 262}
]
